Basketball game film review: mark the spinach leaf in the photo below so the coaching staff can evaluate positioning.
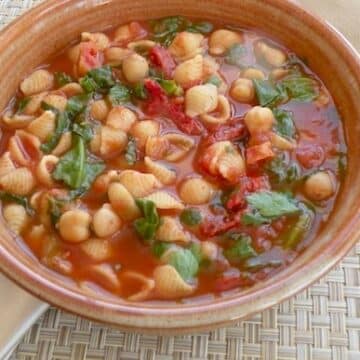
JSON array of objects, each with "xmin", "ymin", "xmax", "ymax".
[
  {"xmin": 72, "ymin": 122, "xmax": 93, "ymax": 143},
  {"xmin": 180, "ymin": 208, "xmax": 202, "ymax": 226},
  {"xmin": 246, "ymin": 191, "xmax": 299, "ymax": 219},
  {"xmin": 186, "ymin": 21, "xmax": 213, "ymax": 34},
  {"xmin": 0, "ymin": 192, "xmax": 34, "ymax": 215},
  {"xmin": 40, "ymin": 111, "xmax": 71, "ymax": 153},
  {"xmin": 273, "ymin": 108, "xmax": 296, "ymax": 138},
  {"xmin": 134, "ymin": 199, "xmax": 160, "ymax": 241},
  {"xmin": 16, "ymin": 97, "xmax": 30, "ymax": 113},
  {"xmin": 152, "ymin": 241, "xmax": 171, "ymax": 258},
  {"xmin": 253, "ymin": 79, "xmax": 287, "ymax": 107},
  {"xmin": 54, "ymin": 72, "xmax": 73, "ymax": 87},
  {"xmin": 157, "ymin": 79, "xmax": 183, "ymax": 96},
  {"xmin": 167, "ymin": 248, "xmax": 199, "ymax": 281},
  {"xmin": 108, "ymin": 84, "xmax": 131, "ymax": 105},
  {"xmin": 265, "ymin": 155, "xmax": 301, "ymax": 185},
  {"xmin": 224, "ymin": 234, "xmax": 257, "ymax": 262},
  {"xmin": 48, "ymin": 196, "xmax": 66, "ymax": 225},
  {"xmin": 66, "ymin": 94, "xmax": 92, "ymax": 120},
  {"xmin": 132, "ymin": 82, "xmax": 148, "ymax": 100},
  {"xmin": 206, "ymin": 74, "xmax": 221, "ymax": 87},
  {"xmin": 241, "ymin": 211, "xmax": 269, "ymax": 226},
  {"xmin": 225, "ymin": 44, "xmax": 247, "ymax": 67},
  {"xmin": 282, "ymin": 76, "xmax": 318, "ymax": 102},
  {"xmin": 80, "ymin": 65, "xmax": 115, "ymax": 92},
  {"xmin": 125, "ymin": 136, "xmax": 137, "ymax": 165}
]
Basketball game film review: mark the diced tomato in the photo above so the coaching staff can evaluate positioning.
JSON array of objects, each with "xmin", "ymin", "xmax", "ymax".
[
  {"xmin": 215, "ymin": 275, "xmax": 255, "ymax": 292},
  {"xmin": 296, "ymin": 143, "xmax": 325, "ymax": 169},
  {"xmin": 78, "ymin": 41, "xmax": 102, "ymax": 76},
  {"xmin": 149, "ymin": 45, "xmax": 176, "ymax": 79},
  {"xmin": 246, "ymin": 141, "xmax": 274, "ymax": 165},
  {"xmin": 143, "ymin": 79, "xmax": 203, "ymax": 135},
  {"xmin": 200, "ymin": 216, "xmax": 240, "ymax": 237},
  {"xmin": 128, "ymin": 21, "xmax": 147, "ymax": 40},
  {"xmin": 226, "ymin": 175, "xmax": 270, "ymax": 210},
  {"xmin": 202, "ymin": 117, "xmax": 247, "ymax": 146},
  {"xmin": 248, "ymin": 131, "xmax": 271, "ymax": 146}
]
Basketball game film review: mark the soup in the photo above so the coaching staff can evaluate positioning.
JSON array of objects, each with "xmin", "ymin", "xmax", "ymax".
[{"xmin": 0, "ymin": 16, "xmax": 347, "ymax": 301}]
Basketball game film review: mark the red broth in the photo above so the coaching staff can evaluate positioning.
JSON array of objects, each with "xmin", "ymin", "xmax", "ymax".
[{"xmin": 0, "ymin": 17, "xmax": 346, "ymax": 301}]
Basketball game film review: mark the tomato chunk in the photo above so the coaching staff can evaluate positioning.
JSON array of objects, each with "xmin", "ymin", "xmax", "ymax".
[
  {"xmin": 246, "ymin": 141, "xmax": 274, "ymax": 165},
  {"xmin": 296, "ymin": 143, "xmax": 325, "ymax": 169},
  {"xmin": 215, "ymin": 275, "xmax": 255, "ymax": 292},
  {"xmin": 149, "ymin": 45, "xmax": 176, "ymax": 79},
  {"xmin": 78, "ymin": 41, "xmax": 102, "ymax": 76}
]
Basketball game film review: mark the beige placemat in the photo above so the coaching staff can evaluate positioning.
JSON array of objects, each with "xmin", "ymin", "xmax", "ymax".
[{"xmin": 1, "ymin": 1, "xmax": 360, "ymax": 359}]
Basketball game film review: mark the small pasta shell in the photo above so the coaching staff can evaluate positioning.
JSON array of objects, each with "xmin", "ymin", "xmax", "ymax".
[
  {"xmin": 92, "ymin": 204, "xmax": 122, "ymax": 238},
  {"xmin": 93, "ymin": 170, "xmax": 121, "ymax": 194},
  {"xmin": 0, "ymin": 152, "xmax": 16, "ymax": 178},
  {"xmin": 8, "ymin": 130, "xmax": 42, "ymax": 167},
  {"xmin": 108, "ymin": 182, "xmax": 141, "ymax": 221},
  {"xmin": 145, "ymin": 136, "xmax": 170, "ymax": 160},
  {"xmin": 0, "ymin": 167, "xmax": 36, "ymax": 195},
  {"xmin": 270, "ymin": 132, "xmax": 296, "ymax": 150},
  {"xmin": 80, "ymin": 238, "xmax": 112, "ymax": 262},
  {"xmin": 169, "ymin": 31, "xmax": 204, "ymax": 61},
  {"xmin": 42, "ymin": 94, "xmax": 67, "ymax": 112},
  {"xmin": 104, "ymin": 47, "xmax": 132, "ymax": 66},
  {"xmin": 81, "ymin": 32, "xmax": 110, "ymax": 50},
  {"xmin": 27, "ymin": 110, "xmax": 56, "ymax": 141},
  {"xmin": 122, "ymin": 271, "xmax": 155, "ymax": 301},
  {"xmin": 202, "ymin": 56, "xmax": 220, "ymax": 77},
  {"xmin": 59, "ymin": 83, "xmax": 83, "ymax": 97},
  {"xmin": 144, "ymin": 157, "xmax": 176, "ymax": 185},
  {"xmin": 52, "ymin": 131, "xmax": 72, "ymax": 156},
  {"xmin": 174, "ymin": 54, "xmax": 203, "ymax": 88},
  {"xmin": 89, "ymin": 264, "xmax": 121, "ymax": 290},
  {"xmin": 153, "ymin": 265, "xmax": 194, "ymax": 299},
  {"xmin": 130, "ymin": 120, "xmax": 160, "ymax": 149},
  {"xmin": 209, "ymin": 29, "xmax": 242, "ymax": 55},
  {"xmin": 92, "ymin": 126, "xmax": 128, "ymax": 157},
  {"xmin": 179, "ymin": 178, "xmax": 214, "ymax": 205},
  {"xmin": 127, "ymin": 40, "xmax": 156, "ymax": 51},
  {"xmin": 3, "ymin": 203, "xmax": 29, "ymax": 235},
  {"xmin": 118, "ymin": 170, "xmax": 162, "ymax": 197},
  {"xmin": 156, "ymin": 216, "xmax": 189, "ymax": 243},
  {"xmin": 2, "ymin": 111, "xmax": 35, "ymax": 129},
  {"xmin": 20, "ymin": 69, "xmax": 54, "ymax": 96},
  {"xmin": 106, "ymin": 106, "xmax": 137, "ymax": 131},
  {"xmin": 142, "ymin": 191, "xmax": 184, "ymax": 210},
  {"xmin": 185, "ymin": 84, "xmax": 218, "ymax": 117},
  {"xmin": 36, "ymin": 155, "xmax": 59, "ymax": 187},
  {"xmin": 200, "ymin": 95, "xmax": 231, "ymax": 125},
  {"xmin": 163, "ymin": 133, "xmax": 195, "ymax": 162},
  {"xmin": 90, "ymin": 100, "xmax": 110, "ymax": 122},
  {"xmin": 22, "ymin": 92, "xmax": 47, "ymax": 115},
  {"xmin": 217, "ymin": 148, "xmax": 246, "ymax": 183}
]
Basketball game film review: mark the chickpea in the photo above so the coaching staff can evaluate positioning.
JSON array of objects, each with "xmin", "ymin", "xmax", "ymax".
[
  {"xmin": 106, "ymin": 106, "xmax": 137, "ymax": 131},
  {"xmin": 230, "ymin": 78, "xmax": 255, "ymax": 103},
  {"xmin": 241, "ymin": 68, "xmax": 265, "ymax": 80},
  {"xmin": 254, "ymin": 41, "xmax": 287, "ymax": 68},
  {"xmin": 244, "ymin": 106, "xmax": 275, "ymax": 134},
  {"xmin": 59, "ymin": 209, "xmax": 91, "ymax": 243},
  {"xmin": 201, "ymin": 241, "xmax": 218, "ymax": 260},
  {"xmin": 304, "ymin": 171, "xmax": 335, "ymax": 201},
  {"xmin": 90, "ymin": 100, "xmax": 109, "ymax": 122},
  {"xmin": 92, "ymin": 204, "xmax": 122, "ymax": 238},
  {"xmin": 185, "ymin": 84, "xmax": 218, "ymax": 117},
  {"xmin": 179, "ymin": 178, "xmax": 214, "ymax": 205},
  {"xmin": 209, "ymin": 29, "xmax": 242, "ymax": 55},
  {"xmin": 122, "ymin": 53, "xmax": 149, "ymax": 83}
]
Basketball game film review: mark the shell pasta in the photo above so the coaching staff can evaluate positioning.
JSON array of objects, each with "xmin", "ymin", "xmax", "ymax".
[{"xmin": 0, "ymin": 16, "xmax": 347, "ymax": 302}]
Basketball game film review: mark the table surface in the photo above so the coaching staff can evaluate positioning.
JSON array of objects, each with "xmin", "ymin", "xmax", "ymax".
[{"xmin": 1, "ymin": 0, "xmax": 360, "ymax": 359}]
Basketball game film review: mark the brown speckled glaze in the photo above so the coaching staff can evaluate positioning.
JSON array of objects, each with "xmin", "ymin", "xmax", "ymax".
[{"xmin": 0, "ymin": 0, "xmax": 359, "ymax": 334}]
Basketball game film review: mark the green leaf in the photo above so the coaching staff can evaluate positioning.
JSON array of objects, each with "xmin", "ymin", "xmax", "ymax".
[
  {"xmin": 125, "ymin": 136, "xmax": 137, "ymax": 165},
  {"xmin": 81, "ymin": 161, "xmax": 106, "ymax": 191},
  {"xmin": 152, "ymin": 241, "xmax": 171, "ymax": 258},
  {"xmin": 132, "ymin": 82, "xmax": 148, "ymax": 100},
  {"xmin": 246, "ymin": 191, "xmax": 299, "ymax": 219},
  {"xmin": 16, "ymin": 97, "xmax": 31, "ymax": 113},
  {"xmin": 54, "ymin": 72, "xmax": 73, "ymax": 87},
  {"xmin": 282, "ymin": 76, "xmax": 318, "ymax": 102},
  {"xmin": 66, "ymin": 94, "xmax": 92, "ymax": 120},
  {"xmin": 40, "ymin": 111, "xmax": 71, "ymax": 153},
  {"xmin": 206, "ymin": 74, "xmax": 221, "ymax": 87},
  {"xmin": 167, "ymin": 248, "xmax": 199, "ymax": 281},
  {"xmin": 108, "ymin": 84, "xmax": 131, "ymax": 105},
  {"xmin": 48, "ymin": 196, "xmax": 66, "ymax": 225},
  {"xmin": 224, "ymin": 234, "xmax": 257, "ymax": 263},
  {"xmin": 134, "ymin": 199, "xmax": 160, "ymax": 241},
  {"xmin": 180, "ymin": 208, "xmax": 202, "ymax": 226},
  {"xmin": 157, "ymin": 79, "xmax": 183, "ymax": 96},
  {"xmin": 253, "ymin": 79, "xmax": 287, "ymax": 107},
  {"xmin": 80, "ymin": 76, "xmax": 99, "ymax": 93},
  {"xmin": 186, "ymin": 21, "xmax": 214, "ymax": 34},
  {"xmin": 265, "ymin": 155, "xmax": 301, "ymax": 185},
  {"xmin": 241, "ymin": 211, "xmax": 269, "ymax": 226},
  {"xmin": 0, "ymin": 192, "xmax": 34, "ymax": 215},
  {"xmin": 273, "ymin": 108, "xmax": 296, "ymax": 138},
  {"xmin": 72, "ymin": 122, "xmax": 93, "ymax": 143},
  {"xmin": 80, "ymin": 65, "xmax": 115, "ymax": 92},
  {"xmin": 225, "ymin": 44, "xmax": 247, "ymax": 67}
]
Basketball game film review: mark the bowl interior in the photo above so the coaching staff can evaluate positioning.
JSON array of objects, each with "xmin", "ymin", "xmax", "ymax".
[{"xmin": 0, "ymin": 0, "xmax": 360, "ymax": 333}]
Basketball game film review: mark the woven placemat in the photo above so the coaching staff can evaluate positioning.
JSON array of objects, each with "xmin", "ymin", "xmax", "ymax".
[{"xmin": 1, "ymin": 1, "xmax": 360, "ymax": 359}]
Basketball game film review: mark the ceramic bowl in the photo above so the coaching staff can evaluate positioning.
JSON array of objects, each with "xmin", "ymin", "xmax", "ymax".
[{"xmin": 0, "ymin": 0, "xmax": 359, "ymax": 334}]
